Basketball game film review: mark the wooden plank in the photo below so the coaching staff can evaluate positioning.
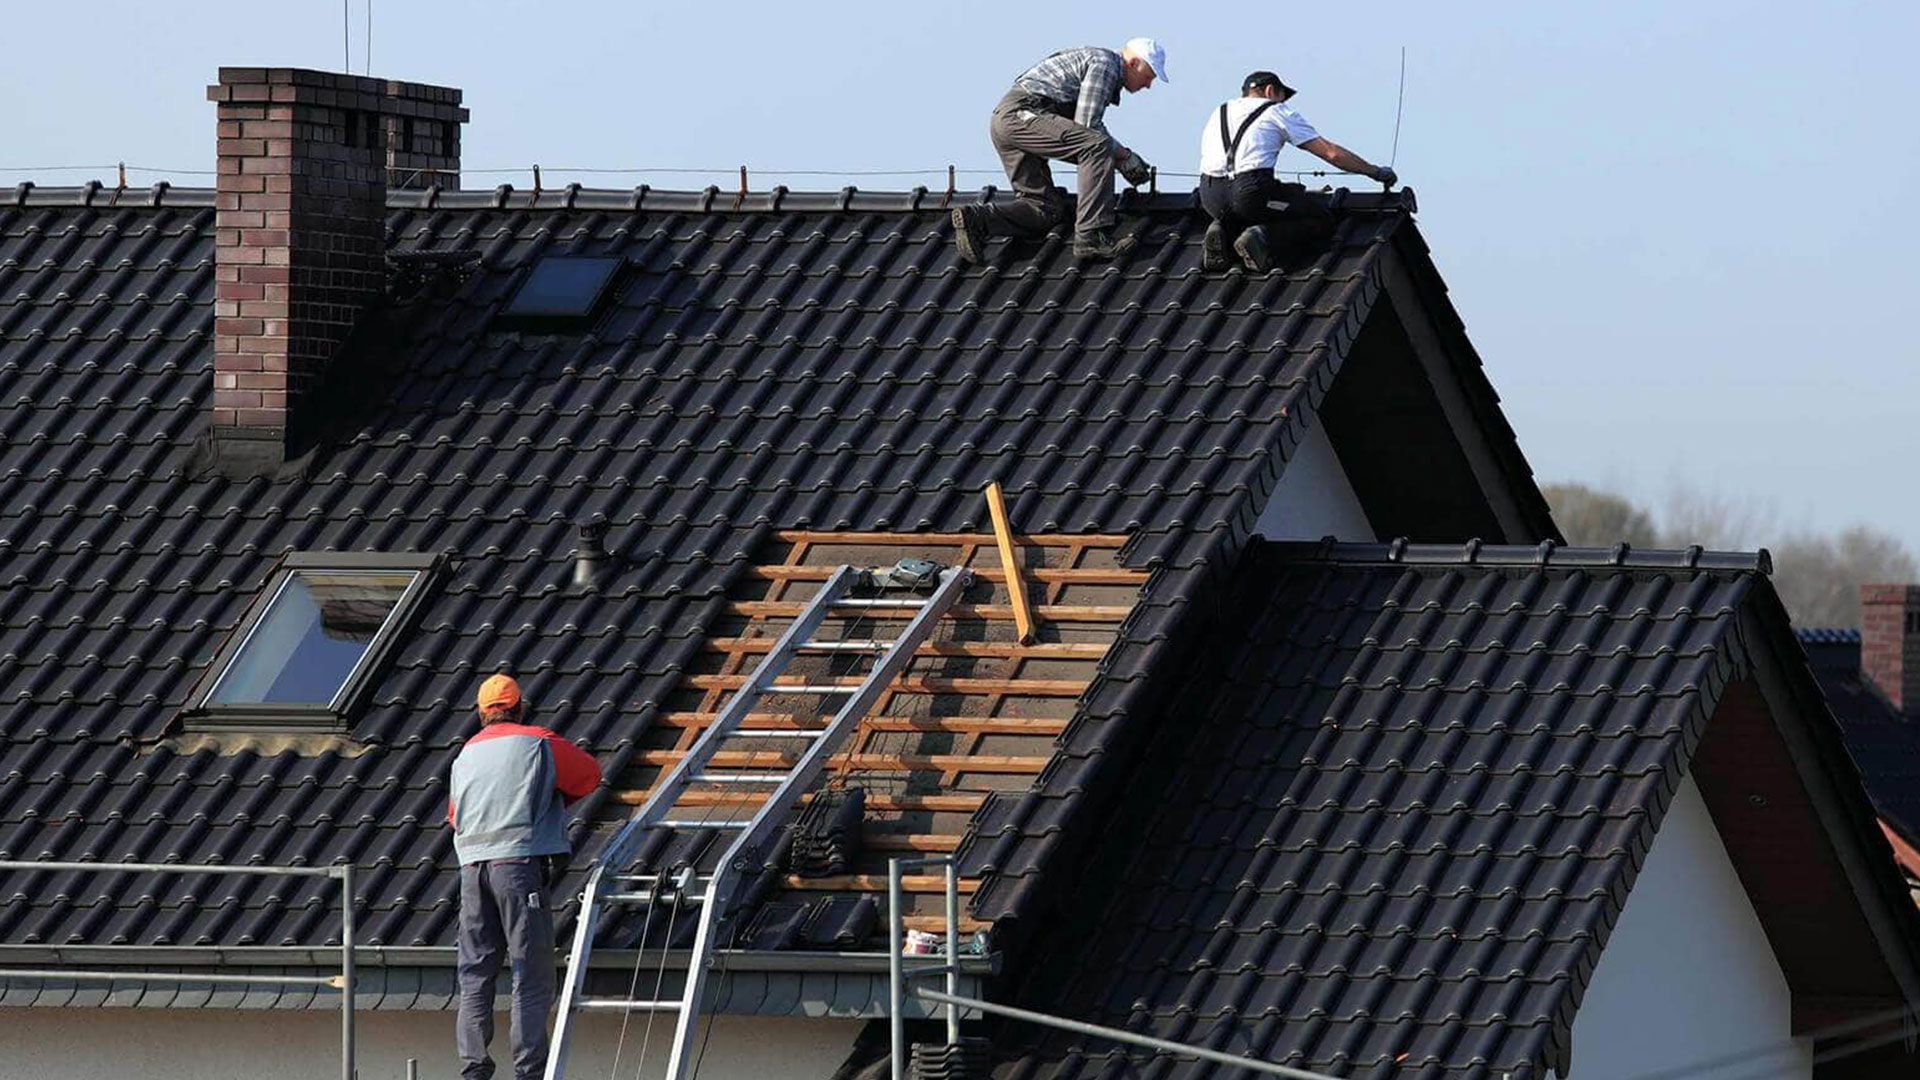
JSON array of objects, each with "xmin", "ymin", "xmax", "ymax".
[
  {"xmin": 777, "ymin": 530, "xmax": 1126, "ymax": 548},
  {"xmin": 902, "ymin": 914, "xmax": 992, "ymax": 934},
  {"xmin": 631, "ymin": 749, "xmax": 1050, "ymax": 774},
  {"xmin": 682, "ymin": 674, "xmax": 1088, "ymax": 697},
  {"xmin": 701, "ymin": 638, "xmax": 1112, "ymax": 659},
  {"xmin": 745, "ymin": 566, "xmax": 1147, "ymax": 586},
  {"xmin": 781, "ymin": 874, "xmax": 979, "ymax": 894},
  {"xmin": 726, "ymin": 601, "xmax": 1132, "ymax": 622},
  {"xmin": 608, "ymin": 790, "xmax": 988, "ymax": 812},
  {"xmin": 654, "ymin": 712, "xmax": 1070, "ymax": 736},
  {"xmin": 866, "ymin": 834, "xmax": 967, "ymax": 853},
  {"xmin": 984, "ymin": 481, "xmax": 1038, "ymax": 646}
]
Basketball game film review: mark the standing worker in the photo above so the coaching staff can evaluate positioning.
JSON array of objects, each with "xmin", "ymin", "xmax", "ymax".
[
  {"xmin": 1196, "ymin": 71, "xmax": 1398, "ymax": 272},
  {"xmin": 952, "ymin": 38, "xmax": 1169, "ymax": 264},
  {"xmin": 449, "ymin": 673, "xmax": 603, "ymax": 1080}
]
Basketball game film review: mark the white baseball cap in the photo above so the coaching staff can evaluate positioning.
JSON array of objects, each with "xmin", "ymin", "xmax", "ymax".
[{"xmin": 1124, "ymin": 37, "xmax": 1169, "ymax": 83}]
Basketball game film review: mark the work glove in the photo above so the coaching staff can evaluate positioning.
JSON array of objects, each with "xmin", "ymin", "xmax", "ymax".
[
  {"xmin": 1117, "ymin": 148, "xmax": 1154, "ymax": 187},
  {"xmin": 1373, "ymin": 166, "xmax": 1398, "ymax": 188}
]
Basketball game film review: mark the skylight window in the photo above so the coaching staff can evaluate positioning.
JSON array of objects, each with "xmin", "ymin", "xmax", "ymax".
[
  {"xmin": 500, "ymin": 255, "xmax": 624, "ymax": 321},
  {"xmin": 192, "ymin": 553, "xmax": 436, "ymax": 728}
]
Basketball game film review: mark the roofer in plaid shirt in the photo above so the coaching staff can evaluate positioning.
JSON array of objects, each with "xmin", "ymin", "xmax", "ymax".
[{"xmin": 952, "ymin": 39, "xmax": 1169, "ymax": 264}]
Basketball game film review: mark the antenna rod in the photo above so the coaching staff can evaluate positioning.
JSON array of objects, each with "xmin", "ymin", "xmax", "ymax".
[
  {"xmin": 1390, "ymin": 46, "xmax": 1407, "ymax": 168},
  {"xmin": 365, "ymin": 0, "xmax": 372, "ymax": 74},
  {"xmin": 342, "ymin": 0, "xmax": 349, "ymax": 72}
]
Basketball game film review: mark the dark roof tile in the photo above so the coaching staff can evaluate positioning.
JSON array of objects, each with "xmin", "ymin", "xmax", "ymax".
[
  {"xmin": 2, "ymin": 189, "xmax": 1431, "ymax": 951},
  {"xmin": 998, "ymin": 540, "xmax": 1910, "ymax": 1080}
]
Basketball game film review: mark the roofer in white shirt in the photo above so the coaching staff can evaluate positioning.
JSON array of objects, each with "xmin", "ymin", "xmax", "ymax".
[{"xmin": 1197, "ymin": 70, "xmax": 1398, "ymax": 272}]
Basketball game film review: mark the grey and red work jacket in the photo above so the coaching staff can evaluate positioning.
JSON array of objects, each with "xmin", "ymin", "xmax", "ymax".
[{"xmin": 447, "ymin": 722, "xmax": 602, "ymax": 866}]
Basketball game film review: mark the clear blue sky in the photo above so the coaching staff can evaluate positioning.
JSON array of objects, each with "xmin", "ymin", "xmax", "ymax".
[{"xmin": 7, "ymin": 1, "xmax": 1918, "ymax": 548}]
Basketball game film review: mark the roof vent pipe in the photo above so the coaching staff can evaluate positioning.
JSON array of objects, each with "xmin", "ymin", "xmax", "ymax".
[{"xmin": 575, "ymin": 517, "xmax": 612, "ymax": 591}]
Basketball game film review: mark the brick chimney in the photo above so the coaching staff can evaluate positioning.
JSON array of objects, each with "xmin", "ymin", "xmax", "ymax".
[
  {"xmin": 205, "ymin": 68, "xmax": 466, "ymax": 477},
  {"xmin": 1860, "ymin": 584, "xmax": 1920, "ymax": 715}
]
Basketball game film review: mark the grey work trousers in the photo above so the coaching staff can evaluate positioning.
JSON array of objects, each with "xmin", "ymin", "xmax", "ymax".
[
  {"xmin": 457, "ymin": 858, "xmax": 558, "ymax": 1080},
  {"xmin": 985, "ymin": 90, "xmax": 1119, "ymax": 239}
]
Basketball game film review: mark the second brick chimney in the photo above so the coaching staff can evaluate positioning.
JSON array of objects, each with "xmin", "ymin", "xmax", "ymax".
[
  {"xmin": 1860, "ymin": 584, "xmax": 1920, "ymax": 716},
  {"xmin": 206, "ymin": 68, "xmax": 466, "ymax": 477}
]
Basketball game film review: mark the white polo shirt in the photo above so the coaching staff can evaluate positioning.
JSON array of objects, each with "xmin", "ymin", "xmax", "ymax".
[{"xmin": 1197, "ymin": 99, "xmax": 1321, "ymax": 178}]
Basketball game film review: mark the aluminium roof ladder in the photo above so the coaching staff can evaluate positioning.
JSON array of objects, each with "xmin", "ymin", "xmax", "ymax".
[{"xmin": 544, "ymin": 561, "xmax": 975, "ymax": 1080}]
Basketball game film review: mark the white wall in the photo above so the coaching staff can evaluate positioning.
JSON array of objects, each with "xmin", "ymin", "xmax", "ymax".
[
  {"xmin": 1559, "ymin": 775, "xmax": 1810, "ymax": 1080},
  {"xmin": 1251, "ymin": 421, "xmax": 1374, "ymax": 541},
  {"xmin": 0, "ymin": 1009, "xmax": 862, "ymax": 1080}
]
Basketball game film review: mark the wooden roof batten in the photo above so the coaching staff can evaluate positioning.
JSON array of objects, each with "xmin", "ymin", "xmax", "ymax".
[{"xmin": 599, "ymin": 525, "xmax": 1146, "ymax": 939}]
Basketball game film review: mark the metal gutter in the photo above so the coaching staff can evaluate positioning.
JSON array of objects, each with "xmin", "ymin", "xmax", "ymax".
[
  {"xmin": 0, "ymin": 944, "xmax": 994, "ymax": 974},
  {"xmin": 0, "ymin": 946, "xmax": 993, "ymax": 1019}
]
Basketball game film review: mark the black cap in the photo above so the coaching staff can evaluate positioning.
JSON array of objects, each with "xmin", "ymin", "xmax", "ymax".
[{"xmin": 1242, "ymin": 70, "xmax": 1297, "ymax": 99}]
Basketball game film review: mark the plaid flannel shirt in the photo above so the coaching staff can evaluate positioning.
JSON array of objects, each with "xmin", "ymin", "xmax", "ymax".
[{"xmin": 1011, "ymin": 47, "xmax": 1125, "ymax": 138}]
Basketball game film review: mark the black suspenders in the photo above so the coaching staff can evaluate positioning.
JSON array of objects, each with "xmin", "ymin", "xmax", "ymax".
[{"xmin": 1217, "ymin": 100, "xmax": 1281, "ymax": 178}]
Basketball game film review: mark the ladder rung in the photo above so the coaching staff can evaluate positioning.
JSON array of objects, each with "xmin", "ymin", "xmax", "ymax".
[
  {"xmin": 728, "ymin": 729, "xmax": 827, "ymax": 738},
  {"xmin": 635, "ymin": 749, "xmax": 1053, "ymax": 774},
  {"xmin": 706, "ymin": 639, "xmax": 1115, "ymax": 660},
  {"xmin": 659, "ymin": 712, "xmax": 1069, "ymax": 737},
  {"xmin": 622, "ymin": 791, "xmax": 987, "ymax": 812},
  {"xmin": 795, "ymin": 640, "xmax": 892, "ymax": 652},
  {"xmin": 657, "ymin": 818, "xmax": 748, "ymax": 829},
  {"xmin": 729, "ymin": 601, "xmax": 1133, "ymax": 622},
  {"xmin": 750, "ymin": 565, "xmax": 1149, "ymax": 586},
  {"xmin": 602, "ymin": 890, "xmax": 706, "ymax": 905},
  {"xmin": 830, "ymin": 598, "xmax": 928, "ymax": 609},
  {"xmin": 690, "ymin": 772, "xmax": 789, "ymax": 784},
  {"xmin": 578, "ymin": 998, "xmax": 683, "ymax": 1012},
  {"xmin": 686, "ymin": 674, "xmax": 1090, "ymax": 697}
]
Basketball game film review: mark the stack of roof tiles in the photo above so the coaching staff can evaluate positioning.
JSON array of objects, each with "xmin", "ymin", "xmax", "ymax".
[{"xmin": 788, "ymin": 786, "xmax": 866, "ymax": 878}]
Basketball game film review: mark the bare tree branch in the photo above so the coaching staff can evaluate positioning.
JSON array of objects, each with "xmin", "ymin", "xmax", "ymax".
[{"xmin": 1544, "ymin": 481, "xmax": 1917, "ymax": 627}]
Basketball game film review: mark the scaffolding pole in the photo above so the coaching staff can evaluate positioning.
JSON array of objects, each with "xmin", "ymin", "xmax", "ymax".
[
  {"xmin": 886, "ymin": 853, "xmax": 1340, "ymax": 1080},
  {"xmin": 0, "ymin": 860, "xmax": 359, "ymax": 1080}
]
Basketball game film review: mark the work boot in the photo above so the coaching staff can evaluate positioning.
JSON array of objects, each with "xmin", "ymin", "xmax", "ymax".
[
  {"xmin": 1073, "ymin": 229, "xmax": 1137, "ymax": 262},
  {"xmin": 1201, "ymin": 221, "xmax": 1230, "ymax": 272},
  {"xmin": 952, "ymin": 205, "xmax": 990, "ymax": 265},
  {"xmin": 1234, "ymin": 225, "xmax": 1273, "ymax": 272}
]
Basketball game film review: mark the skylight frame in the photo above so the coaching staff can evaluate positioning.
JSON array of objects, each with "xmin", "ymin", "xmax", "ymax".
[
  {"xmin": 498, "ymin": 254, "xmax": 627, "ymax": 324},
  {"xmin": 188, "ymin": 552, "xmax": 439, "ymax": 731}
]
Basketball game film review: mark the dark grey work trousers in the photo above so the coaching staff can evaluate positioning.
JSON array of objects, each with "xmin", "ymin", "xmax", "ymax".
[
  {"xmin": 457, "ymin": 858, "xmax": 558, "ymax": 1080},
  {"xmin": 1198, "ymin": 169, "xmax": 1336, "ymax": 264},
  {"xmin": 984, "ymin": 89, "xmax": 1118, "ymax": 239}
]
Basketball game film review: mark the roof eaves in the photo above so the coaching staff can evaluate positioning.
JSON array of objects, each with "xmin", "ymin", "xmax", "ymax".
[
  {"xmin": 1379, "ymin": 221, "xmax": 1561, "ymax": 543},
  {"xmin": 1725, "ymin": 584, "xmax": 1920, "ymax": 1012},
  {"xmin": 0, "ymin": 944, "xmax": 993, "ymax": 1016}
]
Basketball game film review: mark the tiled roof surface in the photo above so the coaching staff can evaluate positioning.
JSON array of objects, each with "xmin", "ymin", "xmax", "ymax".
[
  {"xmin": 1796, "ymin": 629, "xmax": 1920, "ymax": 844},
  {"xmin": 0, "ymin": 184, "xmax": 1467, "ymax": 952},
  {"xmin": 995, "ymin": 540, "xmax": 1892, "ymax": 1080}
]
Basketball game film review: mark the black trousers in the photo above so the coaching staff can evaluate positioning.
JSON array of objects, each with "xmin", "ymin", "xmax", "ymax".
[{"xmin": 1198, "ymin": 169, "xmax": 1335, "ymax": 263}]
